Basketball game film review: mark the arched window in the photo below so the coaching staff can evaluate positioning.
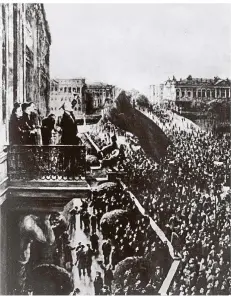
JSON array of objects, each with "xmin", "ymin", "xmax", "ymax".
[
  {"xmin": 198, "ymin": 90, "xmax": 201, "ymax": 97},
  {"xmin": 207, "ymin": 90, "xmax": 211, "ymax": 98},
  {"xmin": 202, "ymin": 89, "xmax": 206, "ymax": 98}
]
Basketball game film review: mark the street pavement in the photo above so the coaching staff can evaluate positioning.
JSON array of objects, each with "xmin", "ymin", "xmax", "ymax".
[{"xmin": 69, "ymin": 198, "xmax": 104, "ymax": 295}]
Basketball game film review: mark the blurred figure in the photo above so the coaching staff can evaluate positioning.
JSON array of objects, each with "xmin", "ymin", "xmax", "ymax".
[
  {"xmin": 90, "ymin": 231, "xmax": 99, "ymax": 254},
  {"xmin": 94, "ymin": 272, "xmax": 103, "ymax": 295},
  {"xmin": 41, "ymin": 114, "xmax": 56, "ymax": 145},
  {"xmin": 9, "ymin": 103, "xmax": 23, "ymax": 144}
]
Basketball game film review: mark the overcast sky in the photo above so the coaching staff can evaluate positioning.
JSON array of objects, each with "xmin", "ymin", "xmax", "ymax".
[{"xmin": 45, "ymin": 4, "xmax": 231, "ymax": 95}]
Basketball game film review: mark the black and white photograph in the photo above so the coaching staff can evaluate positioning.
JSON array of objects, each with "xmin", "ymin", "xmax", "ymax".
[{"xmin": 0, "ymin": 2, "xmax": 230, "ymax": 295}]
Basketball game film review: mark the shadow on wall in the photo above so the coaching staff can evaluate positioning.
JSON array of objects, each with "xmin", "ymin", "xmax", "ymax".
[{"xmin": 107, "ymin": 91, "xmax": 171, "ymax": 161}]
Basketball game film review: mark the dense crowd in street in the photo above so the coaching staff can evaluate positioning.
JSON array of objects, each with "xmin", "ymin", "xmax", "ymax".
[
  {"xmin": 9, "ymin": 99, "xmax": 230, "ymax": 295},
  {"xmin": 90, "ymin": 106, "xmax": 230, "ymax": 295},
  {"xmin": 66, "ymin": 183, "xmax": 169, "ymax": 295}
]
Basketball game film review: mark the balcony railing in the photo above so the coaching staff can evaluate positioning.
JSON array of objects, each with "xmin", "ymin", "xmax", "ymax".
[{"xmin": 7, "ymin": 145, "xmax": 86, "ymax": 181}]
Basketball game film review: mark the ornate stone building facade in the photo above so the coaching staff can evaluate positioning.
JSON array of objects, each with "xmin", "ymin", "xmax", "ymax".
[
  {"xmin": 175, "ymin": 76, "xmax": 231, "ymax": 101},
  {"xmin": 86, "ymin": 82, "xmax": 115, "ymax": 109},
  {"xmin": 150, "ymin": 76, "xmax": 231, "ymax": 106},
  {"xmin": 50, "ymin": 79, "xmax": 115, "ymax": 117},
  {"xmin": 0, "ymin": 4, "xmax": 51, "ymax": 293},
  {"xmin": 50, "ymin": 78, "xmax": 86, "ymax": 117}
]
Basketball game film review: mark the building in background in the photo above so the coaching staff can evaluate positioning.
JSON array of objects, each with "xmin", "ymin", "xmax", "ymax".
[
  {"xmin": 150, "ymin": 76, "xmax": 231, "ymax": 106},
  {"xmin": 50, "ymin": 78, "xmax": 86, "ymax": 117},
  {"xmin": 0, "ymin": 4, "xmax": 51, "ymax": 293},
  {"xmin": 86, "ymin": 82, "xmax": 115, "ymax": 110},
  {"xmin": 50, "ymin": 80, "xmax": 115, "ymax": 117}
]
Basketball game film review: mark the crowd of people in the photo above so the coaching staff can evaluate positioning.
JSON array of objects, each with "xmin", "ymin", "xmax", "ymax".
[
  {"xmin": 117, "ymin": 110, "xmax": 230, "ymax": 295},
  {"xmin": 89, "ymin": 104, "xmax": 230, "ymax": 295},
  {"xmin": 66, "ymin": 183, "xmax": 169, "ymax": 295}
]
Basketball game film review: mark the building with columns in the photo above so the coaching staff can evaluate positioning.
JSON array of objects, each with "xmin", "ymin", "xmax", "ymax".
[
  {"xmin": 175, "ymin": 76, "xmax": 231, "ymax": 102},
  {"xmin": 0, "ymin": 3, "xmax": 51, "ymax": 294},
  {"xmin": 150, "ymin": 76, "xmax": 231, "ymax": 106}
]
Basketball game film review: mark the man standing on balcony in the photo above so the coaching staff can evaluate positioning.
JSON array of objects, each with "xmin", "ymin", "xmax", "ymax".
[
  {"xmin": 59, "ymin": 101, "xmax": 79, "ymax": 177},
  {"xmin": 59, "ymin": 101, "xmax": 78, "ymax": 145}
]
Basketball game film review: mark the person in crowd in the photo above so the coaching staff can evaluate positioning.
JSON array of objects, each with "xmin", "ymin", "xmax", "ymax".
[
  {"xmin": 69, "ymin": 206, "xmax": 78, "ymax": 235},
  {"xmin": 90, "ymin": 213, "xmax": 97, "ymax": 233},
  {"xmin": 93, "ymin": 272, "xmax": 103, "ymax": 295},
  {"xmin": 90, "ymin": 231, "xmax": 99, "ymax": 254},
  {"xmin": 75, "ymin": 245, "xmax": 86, "ymax": 279},
  {"xmin": 102, "ymin": 239, "xmax": 111, "ymax": 266},
  {"xmin": 83, "ymin": 210, "xmax": 91, "ymax": 233},
  {"xmin": 85, "ymin": 244, "xmax": 93, "ymax": 277}
]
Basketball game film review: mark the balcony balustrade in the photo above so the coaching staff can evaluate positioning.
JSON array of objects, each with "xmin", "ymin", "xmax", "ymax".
[{"xmin": 7, "ymin": 145, "xmax": 86, "ymax": 181}]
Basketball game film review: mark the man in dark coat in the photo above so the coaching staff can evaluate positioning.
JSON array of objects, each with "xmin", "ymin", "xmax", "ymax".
[
  {"xmin": 94, "ymin": 272, "xmax": 103, "ymax": 295},
  {"xmin": 21, "ymin": 102, "xmax": 36, "ymax": 144},
  {"xmin": 90, "ymin": 232, "xmax": 99, "ymax": 254},
  {"xmin": 102, "ymin": 239, "xmax": 111, "ymax": 266},
  {"xmin": 59, "ymin": 102, "xmax": 78, "ymax": 145},
  {"xmin": 85, "ymin": 244, "xmax": 93, "ymax": 277},
  {"xmin": 90, "ymin": 214, "xmax": 97, "ymax": 233},
  {"xmin": 59, "ymin": 102, "xmax": 79, "ymax": 177},
  {"xmin": 41, "ymin": 114, "xmax": 56, "ymax": 145},
  {"xmin": 76, "ymin": 245, "xmax": 86, "ymax": 278}
]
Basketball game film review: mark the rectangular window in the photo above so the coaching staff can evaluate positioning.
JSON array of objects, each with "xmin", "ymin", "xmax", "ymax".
[
  {"xmin": 77, "ymin": 87, "xmax": 80, "ymax": 93},
  {"xmin": 68, "ymin": 87, "xmax": 71, "ymax": 93}
]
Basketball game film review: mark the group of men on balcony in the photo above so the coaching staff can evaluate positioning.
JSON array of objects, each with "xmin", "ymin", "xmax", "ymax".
[{"xmin": 9, "ymin": 99, "xmax": 81, "ymax": 146}]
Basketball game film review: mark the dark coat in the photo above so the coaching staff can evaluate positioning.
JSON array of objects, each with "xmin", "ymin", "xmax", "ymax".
[
  {"xmin": 41, "ymin": 117, "xmax": 55, "ymax": 145},
  {"xmin": 94, "ymin": 276, "xmax": 103, "ymax": 295},
  {"xmin": 20, "ymin": 113, "xmax": 34, "ymax": 144},
  {"xmin": 9, "ymin": 115, "xmax": 23, "ymax": 144},
  {"xmin": 60, "ymin": 111, "xmax": 78, "ymax": 145}
]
